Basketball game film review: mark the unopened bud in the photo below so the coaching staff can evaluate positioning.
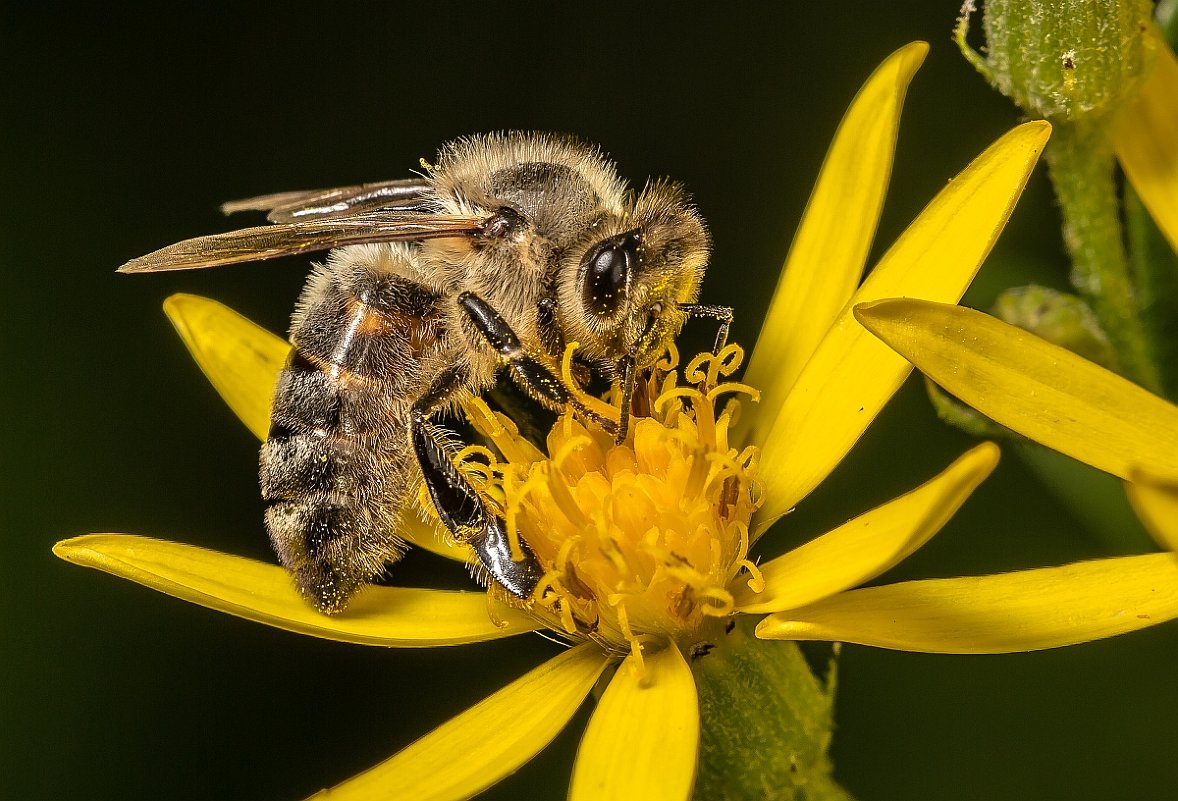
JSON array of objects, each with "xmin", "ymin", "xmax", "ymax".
[
  {"xmin": 958, "ymin": 0, "xmax": 1155, "ymax": 122},
  {"xmin": 992, "ymin": 285, "xmax": 1117, "ymax": 368}
]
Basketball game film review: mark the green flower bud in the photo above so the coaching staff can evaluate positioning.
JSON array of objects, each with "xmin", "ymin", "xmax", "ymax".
[
  {"xmin": 925, "ymin": 285, "xmax": 1118, "ymax": 441},
  {"xmin": 957, "ymin": 0, "xmax": 1155, "ymax": 122},
  {"xmin": 992, "ymin": 284, "xmax": 1118, "ymax": 368}
]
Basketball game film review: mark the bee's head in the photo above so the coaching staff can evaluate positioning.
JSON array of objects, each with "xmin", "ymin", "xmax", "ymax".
[{"xmin": 556, "ymin": 180, "xmax": 710, "ymax": 375}]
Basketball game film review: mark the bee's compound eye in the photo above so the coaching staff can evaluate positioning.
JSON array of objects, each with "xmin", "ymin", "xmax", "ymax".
[{"xmin": 582, "ymin": 230, "xmax": 640, "ymax": 317}]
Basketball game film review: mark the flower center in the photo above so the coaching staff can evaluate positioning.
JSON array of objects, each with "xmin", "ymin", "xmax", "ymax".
[{"xmin": 460, "ymin": 344, "xmax": 764, "ymax": 663}]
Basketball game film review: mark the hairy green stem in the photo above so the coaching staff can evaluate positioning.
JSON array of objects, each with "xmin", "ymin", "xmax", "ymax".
[
  {"xmin": 692, "ymin": 616, "xmax": 852, "ymax": 801},
  {"xmin": 1046, "ymin": 123, "xmax": 1163, "ymax": 393}
]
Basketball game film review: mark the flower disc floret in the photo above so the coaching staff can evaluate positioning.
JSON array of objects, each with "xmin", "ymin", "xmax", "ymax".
[{"xmin": 460, "ymin": 345, "xmax": 764, "ymax": 662}]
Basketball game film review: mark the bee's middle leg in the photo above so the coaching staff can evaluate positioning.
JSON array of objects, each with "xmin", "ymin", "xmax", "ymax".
[
  {"xmin": 410, "ymin": 364, "xmax": 544, "ymax": 600},
  {"xmin": 456, "ymin": 291, "xmax": 617, "ymax": 434}
]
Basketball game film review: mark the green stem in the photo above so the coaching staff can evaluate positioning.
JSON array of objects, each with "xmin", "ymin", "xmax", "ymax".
[
  {"xmin": 692, "ymin": 616, "xmax": 852, "ymax": 801},
  {"xmin": 1045, "ymin": 123, "xmax": 1163, "ymax": 394}
]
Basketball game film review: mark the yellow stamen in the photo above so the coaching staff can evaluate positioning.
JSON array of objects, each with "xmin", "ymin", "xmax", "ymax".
[
  {"xmin": 737, "ymin": 558, "xmax": 766, "ymax": 593},
  {"xmin": 560, "ymin": 340, "xmax": 581, "ymax": 386},
  {"xmin": 461, "ymin": 398, "xmax": 544, "ymax": 464},
  {"xmin": 656, "ymin": 342, "xmax": 681, "ymax": 372},
  {"xmin": 613, "ymin": 600, "xmax": 647, "ymax": 675},
  {"xmin": 707, "ymin": 381, "xmax": 761, "ymax": 404},
  {"xmin": 454, "ymin": 343, "xmax": 761, "ymax": 654},
  {"xmin": 697, "ymin": 586, "xmax": 736, "ymax": 617},
  {"xmin": 497, "ymin": 472, "xmax": 526, "ymax": 563},
  {"xmin": 545, "ymin": 462, "xmax": 591, "ymax": 529},
  {"xmin": 455, "ymin": 443, "xmax": 497, "ymax": 466}
]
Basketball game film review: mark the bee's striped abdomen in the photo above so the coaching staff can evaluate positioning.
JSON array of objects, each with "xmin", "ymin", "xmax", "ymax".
[{"xmin": 260, "ymin": 255, "xmax": 444, "ymax": 612}]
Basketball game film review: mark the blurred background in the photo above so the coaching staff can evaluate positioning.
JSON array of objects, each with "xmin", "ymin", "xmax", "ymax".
[{"xmin": 5, "ymin": 4, "xmax": 1176, "ymax": 800}]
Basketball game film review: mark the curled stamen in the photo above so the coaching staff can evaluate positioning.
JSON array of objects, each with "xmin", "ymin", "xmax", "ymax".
[
  {"xmin": 653, "ymin": 386, "xmax": 705, "ymax": 415},
  {"xmin": 457, "ymin": 461, "xmax": 495, "ymax": 486},
  {"xmin": 707, "ymin": 381, "xmax": 761, "ymax": 404},
  {"xmin": 456, "ymin": 443, "xmax": 496, "ymax": 462},
  {"xmin": 558, "ymin": 341, "xmax": 619, "ymax": 427},
  {"xmin": 737, "ymin": 445, "xmax": 761, "ymax": 473},
  {"xmin": 735, "ymin": 520, "xmax": 751, "ymax": 564},
  {"xmin": 655, "ymin": 342, "xmax": 681, "ymax": 372},
  {"xmin": 684, "ymin": 352, "xmax": 712, "ymax": 386},
  {"xmin": 737, "ymin": 559, "xmax": 766, "ymax": 594},
  {"xmin": 560, "ymin": 340, "xmax": 581, "ymax": 387},
  {"xmin": 466, "ymin": 343, "xmax": 760, "ymax": 656},
  {"xmin": 697, "ymin": 586, "xmax": 736, "ymax": 617},
  {"xmin": 450, "ymin": 442, "xmax": 503, "ymax": 508},
  {"xmin": 533, "ymin": 572, "xmax": 579, "ymax": 634},
  {"xmin": 713, "ymin": 343, "xmax": 746, "ymax": 377},
  {"xmin": 684, "ymin": 343, "xmax": 746, "ymax": 390}
]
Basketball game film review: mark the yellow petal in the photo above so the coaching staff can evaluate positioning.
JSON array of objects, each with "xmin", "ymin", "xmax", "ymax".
[
  {"xmin": 854, "ymin": 298, "xmax": 1178, "ymax": 479},
  {"xmin": 1126, "ymin": 467, "xmax": 1178, "ymax": 552},
  {"xmin": 569, "ymin": 643, "xmax": 699, "ymax": 801},
  {"xmin": 735, "ymin": 443, "xmax": 998, "ymax": 614},
  {"xmin": 1110, "ymin": 27, "xmax": 1178, "ymax": 254},
  {"xmin": 744, "ymin": 42, "xmax": 928, "ymax": 433},
  {"xmin": 164, "ymin": 293, "xmax": 289, "ymax": 440},
  {"xmin": 756, "ymin": 553, "xmax": 1178, "ymax": 653},
  {"xmin": 53, "ymin": 534, "xmax": 536, "ymax": 646},
  {"xmin": 307, "ymin": 644, "xmax": 609, "ymax": 801},
  {"xmin": 755, "ymin": 121, "xmax": 1051, "ymax": 531}
]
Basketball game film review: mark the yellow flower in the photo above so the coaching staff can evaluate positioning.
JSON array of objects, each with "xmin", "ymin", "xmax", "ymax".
[
  {"xmin": 854, "ymin": 297, "xmax": 1178, "ymax": 552},
  {"xmin": 1110, "ymin": 25, "xmax": 1178, "ymax": 255},
  {"xmin": 54, "ymin": 43, "xmax": 1178, "ymax": 800}
]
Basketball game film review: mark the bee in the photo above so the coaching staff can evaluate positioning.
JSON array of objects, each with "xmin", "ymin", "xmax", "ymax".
[{"xmin": 121, "ymin": 132, "xmax": 729, "ymax": 613}]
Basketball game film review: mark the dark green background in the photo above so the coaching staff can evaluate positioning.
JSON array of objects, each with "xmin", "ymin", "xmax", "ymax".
[{"xmin": 5, "ymin": 4, "xmax": 1176, "ymax": 800}]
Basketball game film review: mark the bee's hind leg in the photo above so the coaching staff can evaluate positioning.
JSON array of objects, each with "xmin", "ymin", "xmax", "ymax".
[{"xmin": 411, "ymin": 365, "xmax": 544, "ymax": 600}]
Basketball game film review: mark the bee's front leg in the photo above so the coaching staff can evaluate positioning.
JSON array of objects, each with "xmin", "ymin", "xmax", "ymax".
[
  {"xmin": 613, "ymin": 305, "xmax": 735, "ymax": 443},
  {"xmin": 410, "ymin": 364, "xmax": 544, "ymax": 600},
  {"xmin": 680, "ymin": 303, "xmax": 735, "ymax": 354}
]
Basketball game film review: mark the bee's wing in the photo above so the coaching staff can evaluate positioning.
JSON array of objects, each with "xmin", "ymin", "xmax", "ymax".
[
  {"xmin": 118, "ymin": 212, "xmax": 487, "ymax": 273},
  {"xmin": 220, "ymin": 178, "xmax": 434, "ymax": 223}
]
